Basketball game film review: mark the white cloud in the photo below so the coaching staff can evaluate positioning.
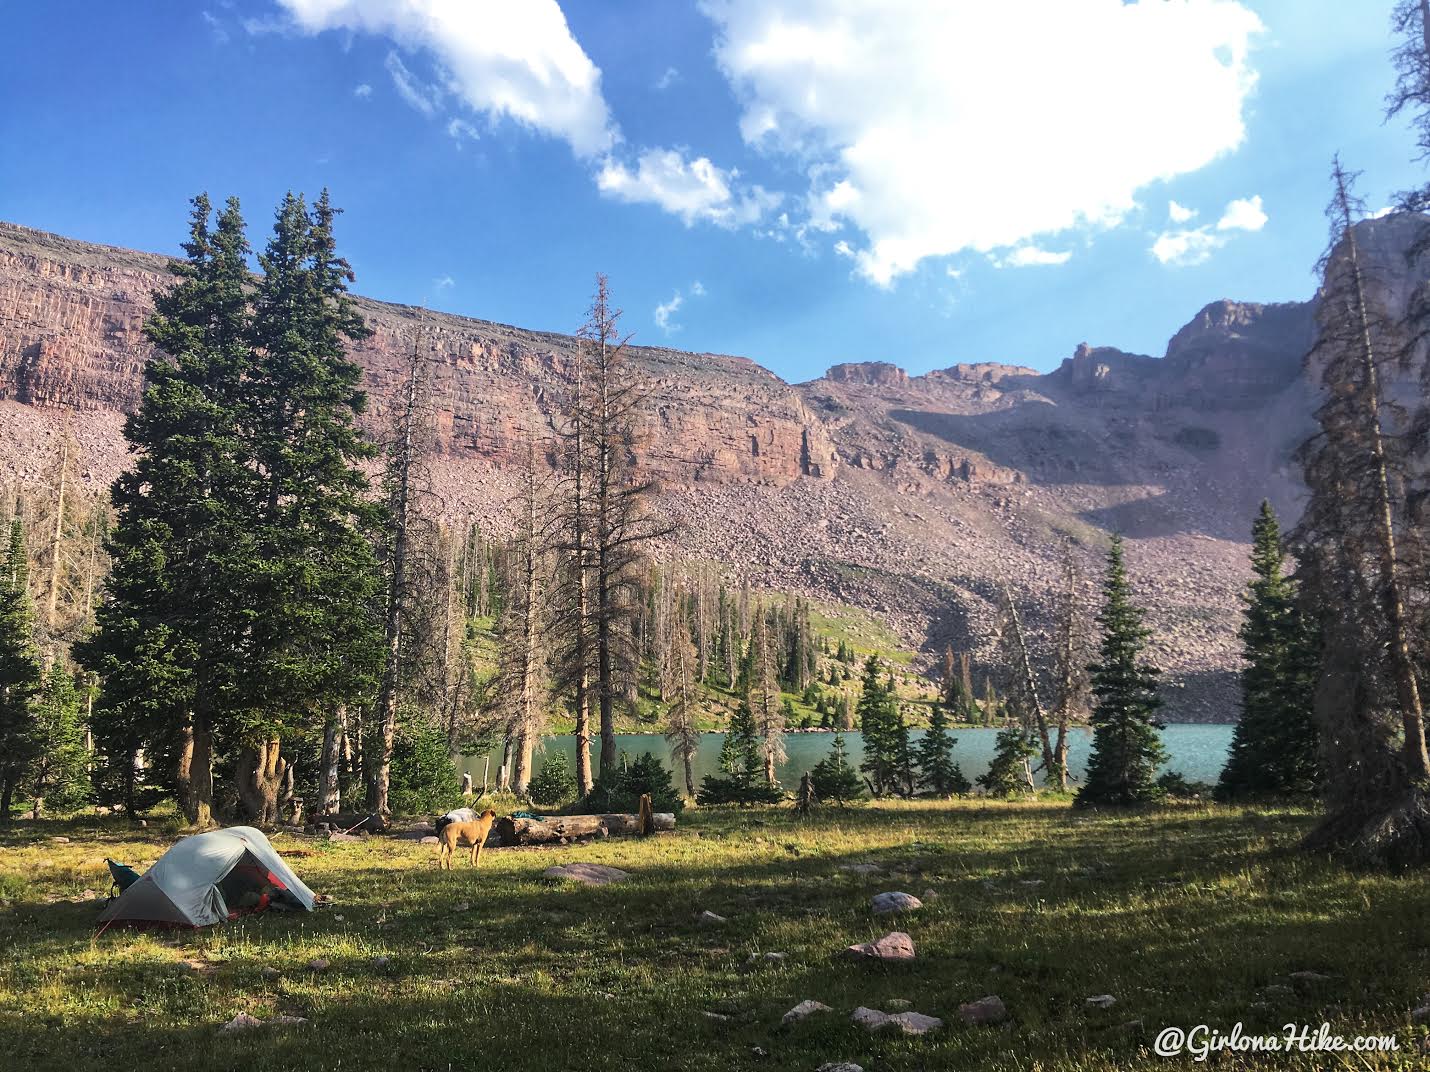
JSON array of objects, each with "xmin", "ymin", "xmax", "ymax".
[
  {"xmin": 354, "ymin": 82, "xmax": 373, "ymax": 98},
  {"xmin": 997, "ymin": 245, "xmax": 1073, "ymax": 268},
  {"xmin": 701, "ymin": 0, "xmax": 1263, "ymax": 285},
  {"xmin": 202, "ymin": 10, "xmax": 230, "ymax": 43},
  {"xmin": 447, "ymin": 117, "xmax": 480, "ymax": 145},
  {"xmin": 654, "ymin": 291, "xmax": 685, "ymax": 334},
  {"xmin": 433, "ymin": 275, "xmax": 455, "ymax": 290},
  {"xmin": 384, "ymin": 51, "xmax": 442, "ymax": 116},
  {"xmin": 833, "ymin": 239, "xmax": 855, "ymax": 259},
  {"xmin": 1151, "ymin": 192, "xmax": 1267, "ymax": 265},
  {"xmin": 654, "ymin": 280, "xmax": 708, "ymax": 334},
  {"xmin": 1168, "ymin": 200, "xmax": 1196, "ymax": 223},
  {"xmin": 275, "ymin": 0, "xmax": 617, "ymax": 157},
  {"xmin": 1150, "ymin": 227, "xmax": 1223, "ymax": 266},
  {"xmin": 596, "ymin": 148, "xmax": 780, "ymax": 227},
  {"xmin": 1216, "ymin": 193, "xmax": 1266, "ymax": 231},
  {"xmin": 655, "ymin": 66, "xmax": 680, "ymax": 90}
]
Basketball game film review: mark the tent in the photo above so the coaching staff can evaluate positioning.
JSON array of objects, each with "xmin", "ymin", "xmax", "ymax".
[{"xmin": 98, "ymin": 826, "xmax": 315, "ymax": 928}]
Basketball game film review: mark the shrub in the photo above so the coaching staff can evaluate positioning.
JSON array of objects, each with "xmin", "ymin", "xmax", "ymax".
[
  {"xmin": 579, "ymin": 752, "xmax": 685, "ymax": 814},
  {"xmin": 527, "ymin": 753, "xmax": 577, "ymax": 808},
  {"xmin": 388, "ymin": 717, "xmax": 459, "ymax": 816}
]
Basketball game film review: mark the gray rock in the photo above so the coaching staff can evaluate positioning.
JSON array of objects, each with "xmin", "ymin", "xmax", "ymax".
[
  {"xmin": 781, "ymin": 999, "xmax": 832, "ymax": 1025},
  {"xmin": 851, "ymin": 1007, "xmax": 943, "ymax": 1035},
  {"xmin": 698, "ymin": 910, "xmax": 728, "ymax": 927},
  {"xmin": 420, "ymin": 835, "xmax": 439, "ymax": 845},
  {"xmin": 220, "ymin": 1013, "xmax": 264, "ymax": 1033},
  {"xmin": 307, "ymin": 958, "xmax": 330, "ymax": 972},
  {"xmin": 959, "ymin": 995, "xmax": 1008, "ymax": 1025},
  {"xmin": 370, "ymin": 956, "xmax": 391, "ymax": 968},
  {"xmin": 1085, "ymin": 994, "xmax": 1117, "ymax": 1009},
  {"xmin": 871, "ymin": 891, "xmax": 923, "ymax": 915},
  {"xmin": 259, "ymin": 966, "xmax": 281, "ymax": 981},
  {"xmin": 1289, "ymin": 970, "xmax": 1333, "ymax": 985},
  {"xmin": 702, "ymin": 1011, "xmax": 731, "ymax": 1024},
  {"xmin": 840, "ymin": 863, "xmax": 883, "ymax": 875},
  {"xmin": 542, "ymin": 863, "xmax": 630, "ymax": 886},
  {"xmin": 815, "ymin": 1065, "xmax": 864, "ymax": 1072},
  {"xmin": 843, "ymin": 931, "xmax": 916, "ymax": 962}
]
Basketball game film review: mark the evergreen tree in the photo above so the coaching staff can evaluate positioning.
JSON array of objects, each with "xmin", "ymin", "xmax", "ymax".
[
  {"xmin": 0, "ymin": 520, "xmax": 41, "ymax": 820},
  {"xmin": 699, "ymin": 698, "xmax": 782, "ymax": 804},
  {"xmin": 1217, "ymin": 502, "xmax": 1322, "ymax": 800},
  {"xmin": 245, "ymin": 190, "xmax": 386, "ymax": 822},
  {"xmin": 528, "ymin": 752, "xmax": 577, "ymax": 808},
  {"xmin": 79, "ymin": 195, "xmax": 257, "ymax": 827},
  {"xmin": 24, "ymin": 663, "xmax": 90, "ymax": 817},
  {"xmin": 977, "ymin": 724, "xmax": 1038, "ymax": 797},
  {"xmin": 1075, "ymin": 536, "xmax": 1167, "ymax": 807},
  {"xmin": 915, "ymin": 702, "xmax": 970, "ymax": 797},
  {"xmin": 810, "ymin": 730, "xmax": 864, "ymax": 805},
  {"xmin": 857, "ymin": 655, "xmax": 912, "ymax": 796}
]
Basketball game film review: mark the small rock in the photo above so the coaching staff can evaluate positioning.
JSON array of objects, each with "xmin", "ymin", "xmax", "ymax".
[
  {"xmin": 420, "ymin": 836, "xmax": 439, "ymax": 845},
  {"xmin": 334, "ymin": 914, "xmax": 345, "ymax": 922},
  {"xmin": 220, "ymin": 1013, "xmax": 264, "ymax": 1033},
  {"xmin": 370, "ymin": 956, "xmax": 391, "ymax": 968},
  {"xmin": 871, "ymin": 891, "xmax": 923, "ymax": 915},
  {"xmin": 137, "ymin": 819, "xmax": 148, "ymax": 828},
  {"xmin": 542, "ymin": 863, "xmax": 630, "ymax": 886},
  {"xmin": 959, "ymin": 995, "xmax": 1008, "ymax": 1025},
  {"xmin": 1018, "ymin": 879, "xmax": 1044, "ymax": 888},
  {"xmin": 307, "ymin": 958, "xmax": 330, "ymax": 972},
  {"xmin": 782, "ymin": 999, "xmax": 832, "ymax": 1025},
  {"xmin": 922, "ymin": 888, "xmax": 939, "ymax": 901},
  {"xmin": 852, "ymin": 1006, "xmax": 889, "ymax": 1031},
  {"xmin": 843, "ymin": 931, "xmax": 915, "ymax": 962},
  {"xmin": 886, "ymin": 998, "xmax": 912, "ymax": 1011},
  {"xmin": 698, "ymin": 910, "xmax": 727, "ymax": 927},
  {"xmin": 702, "ymin": 1011, "xmax": 731, "ymax": 1023},
  {"xmin": 750, "ymin": 1046, "xmax": 768, "ymax": 1058},
  {"xmin": 50, "ymin": 836, "xmax": 70, "ymax": 844},
  {"xmin": 816, "ymin": 1065, "xmax": 863, "ymax": 1072},
  {"xmin": 746, "ymin": 951, "xmax": 787, "ymax": 965},
  {"xmin": 260, "ymin": 966, "xmax": 281, "ymax": 981},
  {"xmin": 1086, "ymin": 994, "xmax": 1117, "ymax": 1009},
  {"xmin": 1289, "ymin": 970, "xmax": 1333, "ymax": 985}
]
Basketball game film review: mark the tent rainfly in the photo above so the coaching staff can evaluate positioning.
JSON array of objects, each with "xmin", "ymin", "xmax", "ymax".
[{"xmin": 98, "ymin": 826, "xmax": 315, "ymax": 928}]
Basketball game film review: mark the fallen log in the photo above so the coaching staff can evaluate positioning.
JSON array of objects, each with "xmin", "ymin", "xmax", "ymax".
[{"xmin": 496, "ymin": 812, "xmax": 676, "ymax": 846}]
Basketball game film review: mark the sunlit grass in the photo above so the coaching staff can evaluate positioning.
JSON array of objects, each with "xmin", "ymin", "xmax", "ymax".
[{"xmin": 2, "ymin": 800, "xmax": 1426, "ymax": 1070}]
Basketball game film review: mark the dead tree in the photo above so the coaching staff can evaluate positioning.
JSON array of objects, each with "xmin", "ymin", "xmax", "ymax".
[
  {"xmin": 664, "ymin": 591, "xmax": 700, "ymax": 797},
  {"xmin": 1295, "ymin": 159, "xmax": 1430, "ymax": 864},
  {"xmin": 1046, "ymin": 547, "xmax": 1090, "ymax": 791}
]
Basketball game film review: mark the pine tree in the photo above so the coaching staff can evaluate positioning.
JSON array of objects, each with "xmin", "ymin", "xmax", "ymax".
[
  {"xmin": 699, "ymin": 697, "xmax": 781, "ymax": 804},
  {"xmin": 1217, "ymin": 503, "xmax": 1321, "ymax": 799},
  {"xmin": 1075, "ymin": 536, "xmax": 1167, "ymax": 807},
  {"xmin": 0, "ymin": 520, "xmax": 41, "ymax": 820},
  {"xmin": 810, "ymin": 730, "xmax": 865, "ymax": 805},
  {"xmin": 80, "ymin": 195, "xmax": 257, "ymax": 828},
  {"xmin": 977, "ymin": 724, "xmax": 1038, "ymax": 798},
  {"xmin": 25, "ymin": 663, "xmax": 89, "ymax": 817},
  {"xmin": 914, "ymin": 701, "xmax": 969, "ymax": 797},
  {"xmin": 245, "ymin": 190, "xmax": 386, "ymax": 823},
  {"xmin": 857, "ymin": 655, "xmax": 911, "ymax": 796}
]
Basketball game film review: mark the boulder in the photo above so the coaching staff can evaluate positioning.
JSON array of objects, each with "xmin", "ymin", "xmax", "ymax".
[
  {"xmin": 781, "ymin": 999, "xmax": 832, "ymax": 1026},
  {"xmin": 871, "ymin": 892, "xmax": 923, "ymax": 915},
  {"xmin": 843, "ymin": 931, "xmax": 915, "ymax": 962},
  {"xmin": 851, "ymin": 1007, "xmax": 943, "ymax": 1035},
  {"xmin": 220, "ymin": 1013, "xmax": 264, "ymax": 1034},
  {"xmin": 542, "ymin": 863, "xmax": 630, "ymax": 886},
  {"xmin": 959, "ymin": 995, "xmax": 1008, "ymax": 1025}
]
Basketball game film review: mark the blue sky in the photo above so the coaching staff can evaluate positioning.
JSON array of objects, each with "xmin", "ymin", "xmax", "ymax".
[{"xmin": 1, "ymin": 1, "xmax": 1424, "ymax": 382}]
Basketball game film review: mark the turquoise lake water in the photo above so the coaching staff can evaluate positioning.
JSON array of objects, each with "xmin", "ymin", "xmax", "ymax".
[{"xmin": 457, "ymin": 724, "xmax": 1236, "ymax": 790}]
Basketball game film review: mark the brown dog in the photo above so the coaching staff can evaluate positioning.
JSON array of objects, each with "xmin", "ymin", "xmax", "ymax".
[{"xmin": 437, "ymin": 808, "xmax": 497, "ymax": 869}]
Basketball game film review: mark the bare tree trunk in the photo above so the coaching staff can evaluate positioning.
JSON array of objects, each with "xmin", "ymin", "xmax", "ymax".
[
  {"xmin": 1339, "ymin": 216, "xmax": 1430, "ymax": 779},
  {"xmin": 45, "ymin": 434, "xmax": 67, "ymax": 628},
  {"xmin": 236, "ymin": 736, "xmax": 287, "ymax": 826},
  {"xmin": 175, "ymin": 713, "xmax": 195, "ymax": 822},
  {"xmin": 191, "ymin": 705, "xmax": 214, "ymax": 828},
  {"xmin": 371, "ymin": 334, "xmax": 422, "ymax": 814},
  {"xmin": 318, "ymin": 705, "xmax": 343, "ymax": 815},
  {"xmin": 1003, "ymin": 584, "xmax": 1056, "ymax": 783}
]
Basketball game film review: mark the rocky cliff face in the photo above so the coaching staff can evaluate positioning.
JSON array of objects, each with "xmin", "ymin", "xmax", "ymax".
[{"xmin": 1, "ymin": 216, "xmax": 1400, "ymax": 722}]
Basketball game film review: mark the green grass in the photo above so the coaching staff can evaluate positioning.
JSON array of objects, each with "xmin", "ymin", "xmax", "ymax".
[{"xmin": 2, "ymin": 801, "xmax": 1426, "ymax": 1070}]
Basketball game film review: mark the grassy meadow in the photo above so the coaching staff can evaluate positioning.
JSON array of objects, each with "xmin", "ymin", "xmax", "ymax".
[{"xmin": 2, "ymin": 800, "xmax": 1427, "ymax": 1071}]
